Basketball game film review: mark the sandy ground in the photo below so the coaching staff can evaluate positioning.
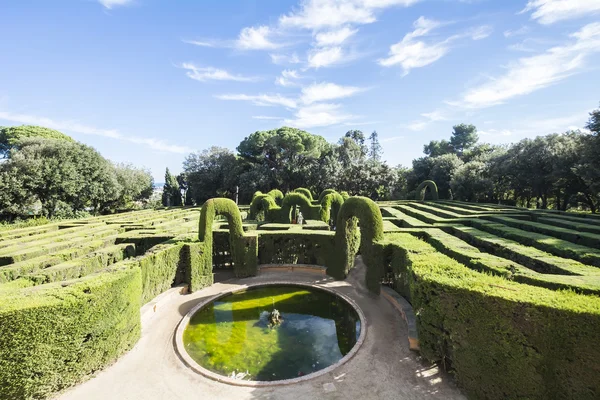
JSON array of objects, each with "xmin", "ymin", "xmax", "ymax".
[{"xmin": 58, "ymin": 261, "xmax": 465, "ymax": 400}]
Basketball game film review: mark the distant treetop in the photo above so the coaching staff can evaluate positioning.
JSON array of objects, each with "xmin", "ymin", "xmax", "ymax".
[{"xmin": 0, "ymin": 125, "xmax": 74, "ymax": 158}]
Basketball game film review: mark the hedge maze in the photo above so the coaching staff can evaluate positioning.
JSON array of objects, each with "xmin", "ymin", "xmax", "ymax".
[{"xmin": 1, "ymin": 187, "xmax": 600, "ymax": 399}]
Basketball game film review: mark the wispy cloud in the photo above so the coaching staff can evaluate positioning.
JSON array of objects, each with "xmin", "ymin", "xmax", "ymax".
[
  {"xmin": 314, "ymin": 27, "xmax": 358, "ymax": 46},
  {"xmin": 504, "ymin": 25, "xmax": 531, "ymax": 38},
  {"xmin": 456, "ymin": 22, "xmax": 600, "ymax": 108},
  {"xmin": 381, "ymin": 135, "xmax": 405, "ymax": 142},
  {"xmin": 99, "ymin": 0, "xmax": 133, "ymax": 9},
  {"xmin": 275, "ymin": 69, "xmax": 301, "ymax": 87},
  {"xmin": 307, "ymin": 46, "xmax": 344, "ymax": 68},
  {"xmin": 407, "ymin": 121, "xmax": 428, "ymax": 131},
  {"xmin": 215, "ymin": 93, "xmax": 298, "ymax": 108},
  {"xmin": 279, "ymin": 0, "xmax": 420, "ymax": 30},
  {"xmin": 237, "ymin": 26, "xmax": 283, "ymax": 50},
  {"xmin": 283, "ymin": 103, "xmax": 356, "ymax": 128},
  {"xmin": 521, "ymin": 0, "xmax": 600, "ymax": 25},
  {"xmin": 0, "ymin": 111, "xmax": 191, "ymax": 153},
  {"xmin": 378, "ymin": 17, "xmax": 491, "ymax": 75},
  {"xmin": 270, "ymin": 53, "xmax": 301, "ymax": 65},
  {"xmin": 300, "ymin": 82, "xmax": 365, "ymax": 104},
  {"xmin": 182, "ymin": 63, "xmax": 260, "ymax": 82}
]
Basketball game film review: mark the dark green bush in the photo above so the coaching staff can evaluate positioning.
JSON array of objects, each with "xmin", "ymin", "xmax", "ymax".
[
  {"xmin": 0, "ymin": 266, "xmax": 142, "ymax": 400},
  {"xmin": 319, "ymin": 191, "xmax": 344, "ymax": 223},
  {"xmin": 248, "ymin": 194, "xmax": 280, "ymax": 221},
  {"xmin": 327, "ymin": 196, "xmax": 384, "ymax": 293},
  {"xmin": 294, "ymin": 187, "xmax": 314, "ymax": 201},
  {"xmin": 415, "ymin": 180, "xmax": 439, "ymax": 200},
  {"xmin": 279, "ymin": 192, "xmax": 321, "ymax": 222},
  {"xmin": 258, "ymin": 231, "xmax": 334, "ymax": 265},
  {"xmin": 381, "ymin": 233, "xmax": 600, "ymax": 400},
  {"xmin": 318, "ymin": 189, "xmax": 337, "ymax": 202},
  {"xmin": 267, "ymin": 189, "xmax": 284, "ymax": 206}
]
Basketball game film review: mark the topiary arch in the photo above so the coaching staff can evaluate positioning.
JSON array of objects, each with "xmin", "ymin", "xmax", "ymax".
[
  {"xmin": 319, "ymin": 191, "xmax": 344, "ymax": 223},
  {"xmin": 294, "ymin": 187, "xmax": 314, "ymax": 202},
  {"xmin": 327, "ymin": 196, "xmax": 384, "ymax": 294},
  {"xmin": 416, "ymin": 180, "xmax": 439, "ymax": 201},
  {"xmin": 266, "ymin": 189, "xmax": 284, "ymax": 206},
  {"xmin": 248, "ymin": 194, "xmax": 280, "ymax": 221},
  {"xmin": 278, "ymin": 192, "xmax": 320, "ymax": 222},
  {"xmin": 318, "ymin": 189, "xmax": 337, "ymax": 202},
  {"xmin": 199, "ymin": 198, "xmax": 257, "ymax": 277}
]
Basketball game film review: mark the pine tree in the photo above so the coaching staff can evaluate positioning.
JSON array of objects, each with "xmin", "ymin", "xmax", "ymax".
[{"xmin": 369, "ymin": 131, "xmax": 382, "ymax": 161}]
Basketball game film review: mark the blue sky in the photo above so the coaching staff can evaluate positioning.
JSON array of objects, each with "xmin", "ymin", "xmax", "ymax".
[{"xmin": 1, "ymin": 0, "xmax": 599, "ymax": 181}]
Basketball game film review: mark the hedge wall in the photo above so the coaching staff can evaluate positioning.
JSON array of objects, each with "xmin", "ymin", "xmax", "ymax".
[
  {"xmin": 248, "ymin": 194, "xmax": 280, "ymax": 221},
  {"xmin": 257, "ymin": 231, "xmax": 334, "ymax": 265},
  {"xmin": 319, "ymin": 191, "xmax": 344, "ymax": 223},
  {"xmin": 279, "ymin": 192, "xmax": 321, "ymax": 222},
  {"xmin": 294, "ymin": 187, "xmax": 314, "ymax": 201},
  {"xmin": 0, "ymin": 266, "xmax": 142, "ymax": 400},
  {"xmin": 380, "ymin": 233, "xmax": 600, "ymax": 400},
  {"xmin": 415, "ymin": 180, "xmax": 439, "ymax": 201}
]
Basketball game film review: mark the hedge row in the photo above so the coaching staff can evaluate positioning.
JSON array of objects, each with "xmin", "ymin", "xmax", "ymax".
[
  {"xmin": 379, "ymin": 233, "xmax": 600, "ymax": 399},
  {"xmin": 257, "ymin": 231, "xmax": 334, "ymax": 265}
]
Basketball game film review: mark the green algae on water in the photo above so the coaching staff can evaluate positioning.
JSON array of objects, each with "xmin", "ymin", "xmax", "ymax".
[{"xmin": 182, "ymin": 285, "xmax": 361, "ymax": 381}]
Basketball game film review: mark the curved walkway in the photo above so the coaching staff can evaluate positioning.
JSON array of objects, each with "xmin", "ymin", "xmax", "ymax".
[{"xmin": 58, "ymin": 261, "xmax": 465, "ymax": 400}]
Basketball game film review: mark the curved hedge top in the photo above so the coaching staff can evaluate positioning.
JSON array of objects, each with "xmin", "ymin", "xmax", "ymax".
[
  {"xmin": 335, "ymin": 196, "xmax": 384, "ymax": 244},
  {"xmin": 320, "ymin": 191, "xmax": 344, "ymax": 223},
  {"xmin": 294, "ymin": 187, "xmax": 314, "ymax": 202},
  {"xmin": 248, "ymin": 194, "xmax": 280, "ymax": 220},
  {"xmin": 199, "ymin": 198, "xmax": 244, "ymax": 242},
  {"xmin": 416, "ymin": 180, "xmax": 439, "ymax": 201},
  {"xmin": 318, "ymin": 189, "xmax": 337, "ymax": 202},
  {"xmin": 280, "ymin": 192, "xmax": 316, "ymax": 222},
  {"xmin": 266, "ymin": 189, "xmax": 284, "ymax": 205}
]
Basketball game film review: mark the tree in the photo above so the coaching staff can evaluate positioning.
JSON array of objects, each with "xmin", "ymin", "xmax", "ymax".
[
  {"xmin": 1, "ymin": 138, "xmax": 119, "ymax": 217},
  {"xmin": 0, "ymin": 125, "xmax": 74, "ymax": 159},
  {"xmin": 183, "ymin": 147, "xmax": 238, "ymax": 204},
  {"xmin": 586, "ymin": 103, "xmax": 600, "ymax": 135},
  {"xmin": 162, "ymin": 168, "xmax": 182, "ymax": 206},
  {"xmin": 368, "ymin": 131, "xmax": 382, "ymax": 161},
  {"xmin": 423, "ymin": 139, "xmax": 452, "ymax": 157},
  {"xmin": 450, "ymin": 124, "xmax": 479, "ymax": 155},
  {"xmin": 429, "ymin": 154, "xmax": 464, "ymax": 199},
  {"xmin": 112, "ymin": 163, "xmax": 153, "ymax": 209},
  {"xmin": 451, "ymin": 161, "xmax": 493, "ymax": 202}
]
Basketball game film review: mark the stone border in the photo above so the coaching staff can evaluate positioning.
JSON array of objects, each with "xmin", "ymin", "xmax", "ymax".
[
  {"xmin": 174, "ymin": 281, "xmax": 367, "ymax": 387},
  {"xmin": 381, "ymin": 286, "xmax": 419, "ymax": 351}
]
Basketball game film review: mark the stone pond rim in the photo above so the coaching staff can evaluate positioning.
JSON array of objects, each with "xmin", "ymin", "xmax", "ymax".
[{"xmin": 174, "ymin": 281, "xmax": 367, "ymax": 387}]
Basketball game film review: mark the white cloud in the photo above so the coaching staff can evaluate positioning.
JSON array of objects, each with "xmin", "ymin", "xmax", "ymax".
[
  {"xmin": 378, "ymin": 17, "xmax": 490, "ymax": 74},
  {"xmin": 300, "ymin": 82, "xmax": 365, "ymax": 104},
  {"xmin": 458, "ymin": 22, "xmax": 600, "ymax": 108},
  {"xmin": 0, "ymin": 111, "xmax": 190, "ymax": 153},
  {"xmin": 252, "ymin": 115, "xmax": 282, "ymax": 120},
  {"xmin": 182, "ymin": 40, "xmax": 218, "ymax": 48},
  {"xmin": 237, "ymin": 26, "xmax": 282, "ymax": 50},
  {"xmin": 283, "ymin": 103, "xmax": 356, "ymax": 128},
  {"xmin": 99, "ymin": 0, "xmax": 133, "ymax": 9},
  {"xmin": 279, "ymin": 0, "xmax": 420, "ymax": 30},
  {"xmin": 503, "ymin": 26, "xmax": 531, "ymax": 38},
  {"xmin": 270, "ymin": 53, "xmax": 301, "ymax": 65},
  {"xmin": 380, "ymin": 135, "xmax": 405, "ymax": 142},
  {"xmin": 275, "ymin": 69, "xmax": 301, "ymax": 87},
  {"xmin": 521, "ymin": 0, "xmax": 600, "ymax": 25},
  {"xmin": 315, "ymin": 27, "xmax": 358, "ymax": 46},
  {"xmin": 421, "ymin": 110, "xmax": 447, "ymax": 121},
  {"xmin": 307, "ymin": 46, "xmax": 344, "ymax": 68},
  {"xmin": 182, "ymin": 63, "xmax": 259, "ymax": 82},
  {"xmin": 215, "ymin": 93, "xmax": 298, "ymax": 108},
  {"xmin": 407, "ymin": 121, "xmax": 428, "ymax": 131}
]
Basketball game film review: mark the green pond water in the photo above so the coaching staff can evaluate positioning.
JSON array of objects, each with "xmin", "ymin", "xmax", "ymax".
[{"xmin": 182, "ymin": 285, "xmax": 361, "ymax": 381}]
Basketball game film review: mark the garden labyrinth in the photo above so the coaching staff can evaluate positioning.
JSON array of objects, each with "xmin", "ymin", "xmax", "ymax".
[{"xmin": 1, "ymin": 194, "xmax": 599, "ymax": 400}]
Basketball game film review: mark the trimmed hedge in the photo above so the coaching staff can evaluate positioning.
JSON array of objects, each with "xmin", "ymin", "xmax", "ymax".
[
  {"xmin": 266, "ymin": 189, "xmax": 284, "ymax": 206},
  {"xmin": 248, "ymin": 194, "xmax": 280, "ymax": 221},
  {"xmin": 0, "ymin": 266, "xmax": 142, "ymax": 400},
  {"xmin": 279, "ymin": 192, "xmax": 321, "ymax": 222},
  {"xmin": 294, "ymin": 187, "xmax": 314, "ymax": 201},
  {"xmin": 318, "ymin": 188, "xmax": 337, "ymax": 202},
  {"xmin": 199, "ymin": 198, "xmax": 257, "ymax": 278},
  {"xmin": 328, "ymin": 196, "xmax": 384, "ymax": 293},
  {"xmin": 257, "ymin": 231, "xmax": 334, "ymax": 265},
  {"xmin": 380, "ymin": 233, "xmax": 600, "ymax": 400},
  {"xmin": 415, "ymin": 180, "xmax": 439, "ymax": 201},
  {"xmin": 319, "ymin": 191, "xmax": 344, "ymax": 223}
]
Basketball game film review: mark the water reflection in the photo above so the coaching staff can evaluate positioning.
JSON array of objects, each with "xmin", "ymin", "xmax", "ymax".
[{"xmin": 182, "ymin": 285, "xmax": 361, "ymax": 381}]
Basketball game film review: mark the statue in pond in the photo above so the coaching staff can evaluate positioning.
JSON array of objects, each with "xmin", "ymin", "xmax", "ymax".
[{"xmin": 269, "ymin": 309, "xmax": 283, "ymax": 327}]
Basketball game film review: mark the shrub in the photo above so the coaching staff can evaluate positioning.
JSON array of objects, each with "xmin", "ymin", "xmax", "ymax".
[
  {"xmin": 0, "ymin": 266, "xmax": 142, "ymax": 400},
  {"xmin": 266, "ymin": 189, "xmax": 284, "ymax": 206},
  {"xmin": 279, "ymin": 192, "xmax": 321, "ymax": 222},
  {"xmin": 258, "ymin": 231, "xmax": 334, "ymax": 265},
  {"xmin": 319, "ymin": 191, "xmax": 344, "ymax": 223},
  {"xmin": 415, "ymin": 180, "xmax": 439, "ymax": 200},
  {"xmin": 294, "ymin": 187, "xmax": 314, "ymax": 201},
  {"xmin": 248, "ymin": 194, "xmax": 280, "ymax": 221},
  {"xmin": 318, "ymin": 189, "xmax": 337, "ymax": 202},
  {"xmin": 327, "ymin": 196, "xmax": 384, "ymax": 293}
]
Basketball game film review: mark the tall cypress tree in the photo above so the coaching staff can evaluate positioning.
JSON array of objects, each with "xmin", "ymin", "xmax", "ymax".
[{"xmin": 162, "ymin": 168, "xmax": 182, "ymax": 206}]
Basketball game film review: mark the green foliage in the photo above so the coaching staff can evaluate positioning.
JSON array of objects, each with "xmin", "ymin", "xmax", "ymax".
[
  {"xmin": 162, "ymin": 168, "xmax": 182, "ymax": 206},
  {"xmin": 258, "ymin": 231, "xmax": 334, "ymax": 265},
  {"xmin": 415, "ymin": 180, "xmax": 439, "ymax": 200},
  {"xmin": 0, "ymin": 125, "xmax": 74, "ymax": 158},
  {"xmin": 0, "ymin": 266, "xmax": 142, "ymax": 400},
  {"xmin": 293, "ymin": 187, "xmax": 314, "ymax": 201},
  {"xmin": 318, "ymin": 189, "xmax": 337, "ymax": 202},
  {"xmin": 112, "ymin": 163, "xmax": 154, "ymax": 209},
  {"xmin": 319, "ymin": 191, "xmax": 344, "ymax": 223},
  {"xmin": 248, "ymin": 194, "xmax": 280, "ymax": 221},
  {"xmin": 138, "ymin": 242, "xmax": 184, "ymax": 303},
  {"xmin": 183, "ymin": 147, "xmax": 238, "ymax": 205},
  {"xmin": 449, "ymin": 123, "xmax": 479, "ymax": 155},
  {"xmin": 266, "ymin": 189, "xmax": 284, "ymax": 205},
  {"xmin": 328, "ymin": 197, "xmax": 384, "ymax": 293},
  {"xmin": 279, "ymin": 192, "xmax": 321, "ymax": 222},
  {"xmin": 381, "ymin": 233, "xmax": 600, "ymax": 400}
]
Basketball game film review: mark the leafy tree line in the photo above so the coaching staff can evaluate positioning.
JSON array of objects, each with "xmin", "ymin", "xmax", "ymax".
[
  {"xmin": 409, "ymin": 104, "xmax": 600, "ymax": 212},
  {"xmin": 0, "ymin": 125, "xmax": 154, "ymax": 220},
  {"xmin": 169, "ymin": 127, "xmax": 406, "ymax": 205}
]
